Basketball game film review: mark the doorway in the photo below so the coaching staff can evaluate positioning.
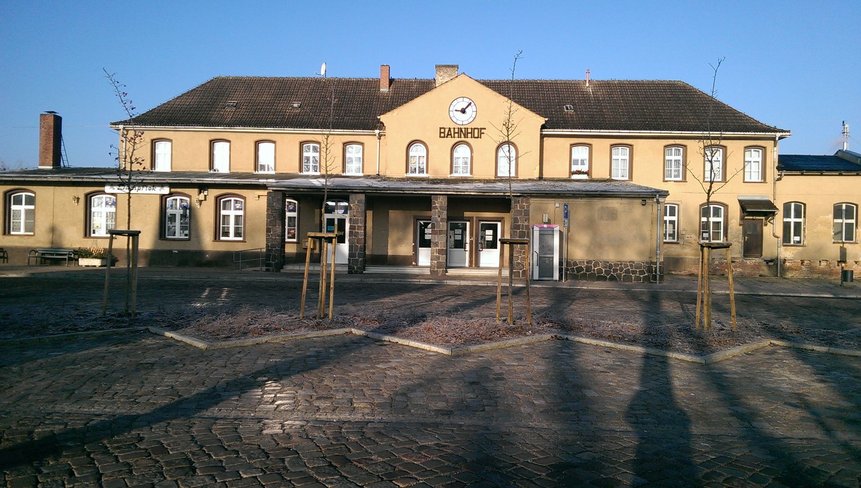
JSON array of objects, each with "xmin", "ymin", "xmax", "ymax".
[
  {"xmin": 324, "ymin": 200, "xmax": 349, "ymax": 264},
  {"xmin": 742, "ymin": 219, "xmax": 763, "ymax": 258},
  {"xmin": 447, "ymin": 221, "xmax": 469, "ymax": 267},
  {"xmin": 416, "ymin": 220, "xmax": 432, "ymax": 266},
  {"xmin": 478, "ymin": 221, "xmax": 501, "ymax": 267},
  {"xmin": 532, "ymin": 225, "xmax": 560, "ymax": 280}
]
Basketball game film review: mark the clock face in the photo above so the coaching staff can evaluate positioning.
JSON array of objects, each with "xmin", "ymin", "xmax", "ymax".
[{"xmin": 449, "ymin": 97, "xmax": 477, "ymax": 125}]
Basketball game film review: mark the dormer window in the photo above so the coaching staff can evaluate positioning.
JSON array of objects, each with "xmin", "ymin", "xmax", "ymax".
[
  {"xmin": 224, "ymin": 100, "xmax": 237, "ymax": 109},
  {"xmin": 563, "ymin": 104, "xmax": 574, "ymax": 112}
]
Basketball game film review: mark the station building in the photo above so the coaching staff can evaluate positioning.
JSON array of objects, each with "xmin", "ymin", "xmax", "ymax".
[{"xmin": 1, "ymin": 64, "xmax": 857, "ymax": 279}]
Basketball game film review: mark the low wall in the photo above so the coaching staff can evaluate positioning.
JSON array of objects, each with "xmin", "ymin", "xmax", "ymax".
[{"xmin": 564, "ymin": 259, "xmax": 656, "ymax": 283}]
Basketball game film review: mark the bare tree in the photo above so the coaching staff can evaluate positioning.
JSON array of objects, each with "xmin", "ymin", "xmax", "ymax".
[
  {"xmin": 687, "ymin": 57, "xmax": 739, "ymax": 331},
  {"xmin": 104, "ymin": 68, "xmax": 147, "ymax": 230}
]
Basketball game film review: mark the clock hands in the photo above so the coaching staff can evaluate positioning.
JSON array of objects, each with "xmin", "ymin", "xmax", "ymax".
[{"xmin": 457, "ymin": 101, "xmax": 473, "ymax": 114}]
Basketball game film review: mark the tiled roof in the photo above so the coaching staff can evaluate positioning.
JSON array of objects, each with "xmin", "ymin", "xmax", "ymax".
[
  {"xmin": 120, "ymin": 76, "xmax": 785, "ymax": 134},
  {"xmin": 779, "ymin": 150, "xmax": 861, "ymax": 172}
]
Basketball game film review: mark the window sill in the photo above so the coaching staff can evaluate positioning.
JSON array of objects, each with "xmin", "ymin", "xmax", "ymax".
[
  {"xmin": 344, "ymin": 173, "xmax": 363, "ymax": 177},
  {"xmin": 406, "ymin": 174, "xmax": 429, "ymax": 177}
]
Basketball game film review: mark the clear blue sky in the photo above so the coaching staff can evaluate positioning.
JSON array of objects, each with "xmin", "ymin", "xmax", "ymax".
[{"xmin": 1, "ymin": 0, "xmax": 858, "ymax": 169}]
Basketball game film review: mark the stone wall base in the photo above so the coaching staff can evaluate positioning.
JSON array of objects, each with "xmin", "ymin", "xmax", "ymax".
[{"xmin": 564, "ymin": 259, "xmax": 657, "ymax": 283}]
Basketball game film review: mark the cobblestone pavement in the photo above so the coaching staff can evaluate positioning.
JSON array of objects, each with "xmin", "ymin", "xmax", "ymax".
[{"xmin": 2, "ymin": 328, "xmax": 860, "ymax": 487}]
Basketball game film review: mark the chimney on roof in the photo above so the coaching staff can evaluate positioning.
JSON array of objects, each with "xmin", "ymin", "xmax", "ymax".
[
  {"xmin": 843, "ymin": 120, "xmax": 850, "ymax": 151},
  {"xmin": 585, "ymin": 68, "xmax": 590, "ymax": 87},
  {"xmin": 380, "ymin": 64, "xmax": 391, "ymax": 92},
  {"xmin": 39, "ymin": 112, "xmax": 62, "ymax": 169},
  {"xmin": 435, "ymin": 64, "xmax": 458, "ymax": 87}
]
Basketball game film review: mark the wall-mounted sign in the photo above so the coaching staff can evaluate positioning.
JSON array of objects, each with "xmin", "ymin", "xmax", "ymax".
[
  {"xmin": 105, "ymin": 184, "xmax": 170, "ymax": 194},
  {"xmin": 439, "ymin": 127, "xmax": 487, "ymax": 139}
]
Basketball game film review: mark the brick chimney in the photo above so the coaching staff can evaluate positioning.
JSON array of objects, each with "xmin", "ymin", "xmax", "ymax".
[
  {"xmin": 39, "ymin": 112, "xmax": 62, "ymax": 169},
  {"xmin": 380, "ymin": 64, "xmax": 391, "ymax": 92},
  {"xmin": 434, "ymin": 64, "xmax": 458, "ymax": 87}
]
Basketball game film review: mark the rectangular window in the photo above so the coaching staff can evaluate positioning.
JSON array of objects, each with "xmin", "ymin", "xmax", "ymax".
[
  {"xmin": 285, "ymin": 199, "xmax": 298, "ymax": 242},
  {"xmin": 833, "ymin": 203, "xmax": 857, "ymax": 242},
  {"xmin": 571, "ymin": 145, "xmax": 589, "ymax": 179},
  {"xmin": 663, "ymin": 203, "xmax": 679, "ymax": 242},
  {"xmin": 782, "ymin": 202, "xmax": 804, "ymax": 245},
  {"xmin": 744, "ymin": 148, "xmax": 763, "ymax": 182},
  {"xmin": 664, "ymin": 146, "xmax": 684, "ymax": 181},
  {"xmin": 302, "ymin": 143, "xmax": 320, "ymax": 174},
  {"xmin": 344, "ymin": 144, "xmax": 363, "ymax": 175},
  {"xmin": 154, "ymin": 140, "xmax": 172, "ymax": 172},
  {"xmin": 704, "ymin": 146, "xmax": 723, "ymax": 182},
  {"xmin": 611, "ymin": 146, "xmax": 630, "ymax": 180},
  {"xmin": 257, "ymin": 141, "xmax": 275, "ymax": 173},
  {"xmin": 212, "ymin": 141, "xmax": 230, "ymax": 173},
  {"xmin": 165, "ymin": 196, "xmax": 190, "ymax": 239}
]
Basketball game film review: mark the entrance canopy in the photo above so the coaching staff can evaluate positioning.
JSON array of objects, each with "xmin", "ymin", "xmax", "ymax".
[{"xmin": 738, "ymin": 197, "xmax": 778, "ymax": 218}]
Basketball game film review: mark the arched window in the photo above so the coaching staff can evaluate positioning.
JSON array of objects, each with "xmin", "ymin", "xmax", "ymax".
[
  {"xmin": 664, "ymin": 145, "xmax": 685, "ymax": 181},
  {"xmin": 497, "ymin": 143, "xmax": 516, "ymax": 177},
  {"xmin": 164, "ymin": 195, "xmax": 191, "ymax": 239},
  {"xmin": 218, "ymin": 196, "xmax": 244, "ymax": 240},
  {"xmin": 570, "ymin": 144, "xmax": 590, "ymax": 179},
  {"xmin": 256, "ymin": 141, "xmax": 275, "ymax": 173},
  {"xmin": 7, "ymin": 191, "xmax": 35, "ymax": 235},
  {"xmin": 700, "ymin": 203, "xmax": 726, "ymax": 242},
  {"xmin": 153, "ymin": 139, "xmax": 172, "ymax": 172},
  {"xmin": 344, "ymin": 143, "xmax": 363, "ymax": 175},
  {"xmin": 782, "ymin": 202, "xmax": 805, "ymax": 245},
  {"xmin": 89, "ymin": 194, "xmax": 116, "ymax": 237},
  {"xmin": 285, "ymin": 199, "xmax": 298, "ymax": 242},
  {"xmin": 211, "ymin": 140, "xmax": 230, "ymax": 173},
  {"xmin": 744, "ymin": 147, "xmax": 764, "ymax": 182},
  {"xmin": 833, "ymin": 203, "xmax": 857, "ymax": 242},
  {"xmin": 451, "ymin": 143, "xmax": 471, "ymax": 176},
  {"xmin": 611, "ymin": 145, "xmax": 631, "ymax": 180},
  {"xmin": 302, "ymin": 142, "xmax": 320, "ymax": 173},
  {"xmin": 407, "ymin": 142, "xmax": 427, "ymax": 175}
]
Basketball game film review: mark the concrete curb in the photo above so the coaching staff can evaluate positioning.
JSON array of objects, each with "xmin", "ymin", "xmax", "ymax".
[{"xmin": 143, "ymin": 327, "xmax": 861, "ymax": 364}]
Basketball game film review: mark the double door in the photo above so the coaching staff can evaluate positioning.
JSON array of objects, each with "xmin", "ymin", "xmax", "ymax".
[{"xmin": 416, "ymin": 220, "xmax": 501, "ymax": 268}]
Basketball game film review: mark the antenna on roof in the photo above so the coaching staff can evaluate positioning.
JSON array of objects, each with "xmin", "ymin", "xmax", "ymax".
[
  {"xmin": 585, "ymin": 68, "xmax": 590, "ymax": 87},
  {"xmin": 320, "ymin": 62, "xmax": 327, "ymax": 78},
  {"xmin": 843, "ymin": 120, "xmax": 850, "ymax": 151}
]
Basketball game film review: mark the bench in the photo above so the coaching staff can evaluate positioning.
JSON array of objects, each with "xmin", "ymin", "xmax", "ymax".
[
  {"xmin": 0, "ymin": 248, "xmax": 7, "ymax": 263},
  {"xmin": 27, "ymin": 248, "xmax": 77, "ymax": 266}
]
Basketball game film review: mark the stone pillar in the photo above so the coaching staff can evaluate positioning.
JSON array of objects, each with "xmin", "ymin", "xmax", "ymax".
[
  {"xmin": 430, "ymin": 195, "xmax": 448, "ymax": 277},
  {"xmin": 510, "ymin": 196, "xmax": 531, "ymax": 278},
  {"xmin": 265, "ymin": 191, "xmax": 286, "ymax": 271},
  {"xmin": 348, "ymin": 193, "xmax": 366, "ymax": 274}
]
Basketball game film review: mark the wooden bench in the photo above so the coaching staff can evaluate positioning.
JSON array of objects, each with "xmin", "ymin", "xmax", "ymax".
[
  {"xmin": 0, "ymin": 248, "xmax": 8, "ymax": 263},
  {"xmin": 27, "ymin": 248, "xmax": 77, "ymax": 266}
]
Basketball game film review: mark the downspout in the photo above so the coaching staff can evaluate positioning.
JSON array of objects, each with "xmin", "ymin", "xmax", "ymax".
[
  {"xmin": 654, "ymin": 196, "xmax": 661, "ymax": 283},
  {"xmin": 374, "ymin": 129, "xmax": 381, "ymax": 176},
  {"xmin": 772, "ymin": 135, "xmax": 782, "ymax": 278}
]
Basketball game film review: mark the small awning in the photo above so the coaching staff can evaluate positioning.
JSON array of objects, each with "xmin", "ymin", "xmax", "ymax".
[{"xmin": 738, "ymin": 197, "xmax": 778, "ymax": 217}]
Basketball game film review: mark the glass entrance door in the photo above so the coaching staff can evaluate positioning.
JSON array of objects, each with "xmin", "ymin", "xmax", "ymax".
[
  {"xmin": 324, "ymin": 200, "xmax": 349, "ymax": 265},
  {"xmin": 478, "ymin": 221, "xmax": 501, "ymax": 267},
  {"xmin": 447, "ymin": 221, "xmax": 469, "ymax": 268},
  {"xmin": 416, "ymin": 220, "xmax": 432, "ymax": 266},
  {"xmin": 532, "ymin": 225, "xmax": 559, "ymax": 280}
]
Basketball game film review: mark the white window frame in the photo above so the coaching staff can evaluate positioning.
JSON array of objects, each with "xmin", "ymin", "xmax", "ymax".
[
  {"xmin": 451, "ymin": 143, "xmax": 471, "ymax": 176},
  {"xmin": 408, "ymin": 142, "xmax": 427, "ymax": 176},
  {"xmin": 8, "ymin": 191, "xmax": 35, "ymax": 235},
  {"xmin": 611, "ymin": 146, "xmax": 630, "ymax": 180},
  {"xmin": 164, "ymin": 195, "xmax": 190, "ymax": 239},
  {"xmin": 663, "ymin": 203, "xmax": 679, "ymax": 242},
  {"xmin": 700, "ymin": 203, "xmax": 725, "ymax": 243},
  {"xmin": 153, "ymin": 140, "xmax": 172, "ymax": 172},
  {"xmin": 704, "ymin": 146, "xmax": 724, "ymax": 182},
  {"xmin": 744, "ymin": 147, "xmax": 763, "ymax": 182},
  {"xmin": 833, "ymin": 203, "xmax": 857, "ymax": 243},
  {"xmin": 211, "ymin": 140, "xmax": 230, "ymax": 173},
  {"xmin": 664, "ymin": 146, "xmax": 684, "ymax": 181},
  {"xmin": 571, "ymin": 145, "xmax": 590, "ymax": 179},
  {"xmin": 256, "ymin": 141, "xmax": 275, "ymax": 173},
  {"xmin": 89, "ymin": 194, "xmax": 116, "ymax": 237},
  {"xmin": 219, "ymin": 197, "xmax": 244, "ymax": 241},
  {"xmin": 782, "ymin": 202, "xmax": 804, "ymax": 245},
  {"xmin": 285, "ymin": 199, "xmax": 298, "ymax": 242},
  {"xmin": 497, "ymin": 143, "xmax": 516, "ymax": 177},
  {"xmin": 302, "ymin": 143, "xmax": 320, "ymax": 174},
  {"xmin": 344, "ymin": 143, "xmax": 363, "ymax": 175}
]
